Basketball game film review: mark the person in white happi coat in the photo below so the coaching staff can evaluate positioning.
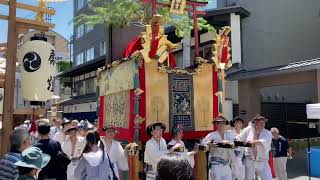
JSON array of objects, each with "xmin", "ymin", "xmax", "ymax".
[
  {"xmin": 49, "ymin": 118, "xmax": 62, "ymax": 139},
  {"xmin": 144, "ymin": 122, "xmax": 182, "ymax": 180},
  {"xmin": 53, "ymin": 118, "xmax": 72, "ymax": 144},
  {"xmin": 61, "ymin": 125, "xmax": 86, "ymax": 180},
  {"xmin": 229, "ymin": 117, "xmax": 245, "ymax": 180},
  {"xmin": 236, "ymin": 114, "xmax": 272, "ymax": 180},
  {"xmin": 168, "ymin": 124, "xmax": 198, "ymax": 168},
  {"xmin": 102, "ymin": 125, "xmax": 129, "ymax": 180},
  {"xmin": 202, "ymin": 116, "xmax": 235, "ymax": 180}
]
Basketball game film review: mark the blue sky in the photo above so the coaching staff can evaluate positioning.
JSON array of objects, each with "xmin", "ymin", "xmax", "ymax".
[{"xmin": 0, "ymin": 0, "xmax": 73, "ymax": 43}]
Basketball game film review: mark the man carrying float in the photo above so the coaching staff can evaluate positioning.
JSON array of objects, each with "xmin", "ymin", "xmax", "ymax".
[
  {"xmin": 236, "ymin": 115, "xmax": 272, "ymax": 180},
  {"xmin": 229, "ymin": 117, "xmax": 246, "ymax": 180},
  {"xmin": 144, "ymin": 122, "xmax": 182, "ymax": 180},
  {"xmin": 202, "ymin": 116, "xmax": 235, "ymax": 180},
  {"xmin": 168, "ymin": 124, "xmax": 198, "ymax": 168}
]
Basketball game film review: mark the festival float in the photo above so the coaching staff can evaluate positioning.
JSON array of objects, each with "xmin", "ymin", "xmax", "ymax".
[{"xmin": 97, "ymin": 0, "xmax": 232, "ymax": 179}]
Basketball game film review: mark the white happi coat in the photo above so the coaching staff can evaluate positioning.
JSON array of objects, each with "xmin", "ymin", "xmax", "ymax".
[
  {"xmin": 202, "ymin": 131, "xmax": 234, "ymax": 180},
  {"xmin": 49, "ymin": 126, "xmax": 61, "ymax": 139},
  {"xmin": 237, "ymin": 125, "xmax": 272, "ymax": 180},
  {"xmin": 168, "ymin": 139, "xmax": 195, "ymax": 168},
  {"xmin": 102, "ymin": 139, "xmax": 129, "ymax": 179},
  {"xmin": 53, "ymin": 131, "xmax": 69, "ymax": 145},
  {"xmin": 229, "ymin": 129, "xmax": 245, "ymax": 180},
  {"xmin": 61, "ymin": 136, "xmax": 86, "ymax": 180},
  {"xmin": 144, "ymin": 137, "xmax": 168, "ymax": 180}
]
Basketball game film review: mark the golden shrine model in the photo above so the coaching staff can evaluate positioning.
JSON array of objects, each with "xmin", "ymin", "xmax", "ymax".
[{"xmin": 97, "ymin": 14, "xmax": 232, "ymax": 142}]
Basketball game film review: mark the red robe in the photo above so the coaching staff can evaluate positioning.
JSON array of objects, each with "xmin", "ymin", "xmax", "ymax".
[{"xmin": 123, "ymin": 35, "xmax": 177, "ymax": 68}]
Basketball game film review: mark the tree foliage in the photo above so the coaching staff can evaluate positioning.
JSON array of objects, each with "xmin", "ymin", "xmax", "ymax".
[{"xmin": 75, "ymin": 0, "xmax": 215, "ymax": 38}]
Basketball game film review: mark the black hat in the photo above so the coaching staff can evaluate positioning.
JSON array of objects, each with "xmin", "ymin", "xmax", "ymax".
[
  {"xmin": 212, "ymin": 116, "xmax": 229, "ymax": 125},
  {"xmin": 230, "ymin": 116, "xmax": 244, "ymax": 127},
  {"xmin": 171, "ymin": 124, "xmax": 183, "ymax": 135},
  {"xmin": 66, "ymin": 125, "xmax": 78, "ymax": 134},
  {"xmin": 146, "ymin": 122, "xmax": 166, "ymax": 136},
  {"xmin": 251, "ymin": 114, "xmax": 268, "ymax": 124},
  {"xmin": 61, "ymin": 118, "xmax": 71, "ymax": 126},
  {"xmin": 102, "ymin": 125, "xmax": 119, "ymax": 133}
]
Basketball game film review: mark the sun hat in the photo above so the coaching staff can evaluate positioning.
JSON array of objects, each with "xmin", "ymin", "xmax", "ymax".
[{"xmin": 14, "ymin": 147, "xmax": 50, "ymax": 170}]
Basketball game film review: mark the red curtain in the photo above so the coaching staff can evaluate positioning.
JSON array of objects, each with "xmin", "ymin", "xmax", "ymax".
[
  {"xmin": 212, "ymin": 66, "xmax": 218, "ymax": 130},
  {"xmin": 98, "ymin": 96, "xmax": 105, "ymax": 136},
  {"xmin": 123, "ymin": 36, "xmax": 142, "ymax": 58},
  {"xmin": 139, "ymin": 62, "xmax": 148, "ymax": 142}
]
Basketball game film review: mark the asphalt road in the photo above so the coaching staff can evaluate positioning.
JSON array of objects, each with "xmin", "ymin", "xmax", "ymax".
[{"xmin": 283, "ymin": 149, "xmax": 320, "ymax": 180}]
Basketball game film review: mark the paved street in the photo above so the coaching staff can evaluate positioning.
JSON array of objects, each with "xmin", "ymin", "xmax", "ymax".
[{"xmin": 285, "ymin": 150, "xmax": 320, "ymax": 180}]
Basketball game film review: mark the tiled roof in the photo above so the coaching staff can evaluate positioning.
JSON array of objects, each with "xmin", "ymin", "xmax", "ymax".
[
  {"xmin": 227, "ymin": 58, "xmax": 320, "ymax": 80},
  {"xmin": 59, "ymin": 93, "xmax": 97, "ymax": 106}
]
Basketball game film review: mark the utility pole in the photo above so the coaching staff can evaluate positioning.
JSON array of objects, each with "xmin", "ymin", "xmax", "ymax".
[
  {"xmin": 0, "ymin": 0, "xmax": 55, "ymax": 156},
  {"xmin": 2, "ymin": 0, "xmax": 18, "ymax": 156}
]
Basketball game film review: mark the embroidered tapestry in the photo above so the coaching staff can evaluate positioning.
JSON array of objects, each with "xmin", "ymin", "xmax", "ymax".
[
  {"xmin": 169, "ymin": 74, "xmax": 195, "ymax": 131},
  {"xmin": 104, "ymin": 61, "xmax": 137, "ymax": 95},
  {"xmin": 104, "ymin": 91, "xmax": 130, "ymax": 128}
]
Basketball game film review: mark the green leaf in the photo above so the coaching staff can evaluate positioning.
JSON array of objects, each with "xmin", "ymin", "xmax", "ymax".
[{"xmin": 75, "ymin": 0, "xmax": 215, "ymax": 38}]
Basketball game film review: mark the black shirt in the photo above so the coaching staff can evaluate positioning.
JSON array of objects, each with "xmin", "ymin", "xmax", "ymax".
[
  {"xmin": 272, "ymin": 136, "xmax": 289, "ymax": 158},
  {"xmin": 34, "ymin": 138, "xmax": 66, "ymax": 180}
]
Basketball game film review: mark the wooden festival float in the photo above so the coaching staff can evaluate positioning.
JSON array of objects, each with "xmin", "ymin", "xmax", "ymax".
[{"xmin": 97, "ymin": 1, "xmax": 232, "ymax": 179}]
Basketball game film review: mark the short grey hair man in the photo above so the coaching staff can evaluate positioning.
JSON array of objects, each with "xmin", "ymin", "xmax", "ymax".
[
  {"xmin": 270, "ymin": 127, "xmax": 279, "ymax": 135},
  {"xmin": 10, "ymin": 129, "xmax": 30, "ymax": 151},
  {"xmin": 0, "ymin": 129, "xmax": 31, "ymax": 180},
  {"xmin": 271, "ymin": 127, "xmax": 289, "ymax": 180}
]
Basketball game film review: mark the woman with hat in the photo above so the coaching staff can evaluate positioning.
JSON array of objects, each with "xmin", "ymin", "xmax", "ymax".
[
  {"xmin": 201, "ymin": 116, "xmax": 235, "ymax": 180},
  {"xmin": 101, "ymin": 125, "xmax": 128, "ymax": 180},
  {"xmin": 229, "ymin": 117, "xmax": 245, "ymax": 180},
  {"xmin": 144, "ymin": 122, "xmax": 182, "ymax": 180},
  {"xmin": 14, "ymin": 147, "xmax": 50, "ymax": 180},
  {"xmin": 167, "ymin": 124, "xmax": 198, "ymax": 168},
  {"xmin": 61, "ymin": 125, "xmax": 86, "ymax": 180},
  {"xmin": 53, "ymin": 118, "xmax": 72, "ymax": 144},
  {"xmin": 236, "ymin": 114, "xmax": 272, "ymax": 180}
]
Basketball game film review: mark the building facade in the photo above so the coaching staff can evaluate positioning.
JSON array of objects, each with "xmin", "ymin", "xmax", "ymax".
[
  {"xmin": 59, "ymin": 0, "xmax": 142, "ymax": 122},
  {"xmin": 227, "ymin": 0, "xmax": 320, "ymax": 138}
]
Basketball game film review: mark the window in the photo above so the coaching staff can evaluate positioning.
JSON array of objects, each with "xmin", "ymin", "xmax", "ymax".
[
  {"xmin": 18, "ymin": 36, "xmax": 24, "ymax": 46},
  {"xmin": 75, "ymin": 52, "xmax": 84, "ymax": 65},
  {"xmin": 86, "ymin": 47, "xmax": 94, "ymax": 62},
  {"xmin": 77, "ymin": 0, "xmax": 85, "ymax": 11},
  {"xmin": 74, "ymin": 81, "xmax": 86, "ymax": 96},
  {"xmin": 90, "ymin": 70, "xmax": 96, "ymax": 77},
  {"xmin": 72, "ymin": 70, "xmax": 97, "ymax": 96},
  {"xmin": 74, "ymin": 76, "xmax": 80, "ymax": 82},
  {"xmin": 100, "ymin": 41, "xmax": 106, "ymax": 56},
  {"xmin": 86, "ymin": 77, "xmax": 96, "ymax": 94},
  {"xmin": 86, "ymin": 23, "xmax": 94, "ymax": 33},
  {"xmin": 76, "ymin": 24, "xmax": 85, "ymax": 39}
]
